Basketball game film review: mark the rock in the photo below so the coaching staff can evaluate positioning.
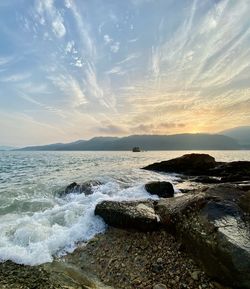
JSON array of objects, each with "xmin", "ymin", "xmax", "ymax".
[
  {"xmin": 65, "ymin": 182, "xmax": 79, "ymax": 194},
  {"xmin": 61, "ymin": 180, "xmax": 102, "ymax": 196},
  {"xmin": 191, "ymin": 271, "xmax": 200, "ymax": 281},
  {"xmin": 155, "ymin": 187, "xmax": 250, "ymax": 289},
  {"xmin": 153, "ymin": 284, "xmax": 167, "ymax": 289},
  {"xmin": 238, "ymin": 190, "xmax": 250, "ymax": 214},
  {"xmin": 156, "ymin": 257, "xmax": 163, "ymax": 263},
  {"xmin": 238, "ymin": 183, "xmax": 250, "ymax": 191},
  {"xmin": 95, "ymin": 200, "xmax": 160, "ymax": 231},
  {"xmin": 80, "ymin": 180, "xmax": 102, "ymax": 195},
  {"xmin": 211, "ymin": 161, "xmax": 250, "ymax": 177},
  {"xmin": 143, "ymin": 154, "xmax": 250, "ymax": 183},
  {"xmin": 143, "ymin": 153, "xmax": 217, "ymax": 175},
  {"xmin": 192, "ymin": 176, "xmax": 221, "ymax": 184},
  {"xmin": 145, "ymin": 181, "xmax": 174, "ymax": 198},
  {"xmin": 179, "ymin": 188, "xmax": 195, "ymax": 194}
]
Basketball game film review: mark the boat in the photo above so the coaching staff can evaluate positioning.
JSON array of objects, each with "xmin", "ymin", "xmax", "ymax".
[{"xmin": 132, "ymin": 147, "xmax": 141, "ymax": 152}]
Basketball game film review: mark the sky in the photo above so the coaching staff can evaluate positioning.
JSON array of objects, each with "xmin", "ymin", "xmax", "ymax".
[{"xmin": 0, "ymin": 0, "xmax": 250, "ymax": 146}]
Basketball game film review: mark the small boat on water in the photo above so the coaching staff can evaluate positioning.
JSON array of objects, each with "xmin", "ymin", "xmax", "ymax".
[{"xmin": 132, "ymin": 147, "xmax": 141, "ymax": 152}]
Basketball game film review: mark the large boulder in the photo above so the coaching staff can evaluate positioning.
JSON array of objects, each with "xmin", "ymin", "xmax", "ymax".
[
  {"xmin": 155, "ymin": 186, "xmax": 250, "ymax": 289},
  {"xmin": 143, "ymin": 153, "xmax": 216, "ymax": 175},
  {"xmin": 145, "ymin": 181, "xmax": 174, "ymax": 198},
  {"xmin": 95, "ymin": 200, "xmax": 160, "ymax": 231},
  {"xmin": 61, "ymin": 180, "xmax": 102, "ymax": 197}
]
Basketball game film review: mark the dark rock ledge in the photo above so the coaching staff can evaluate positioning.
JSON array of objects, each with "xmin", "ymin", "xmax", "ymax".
[{"xmin": 142, "ymin": 153, "xmax": 250, "ymax": 184}]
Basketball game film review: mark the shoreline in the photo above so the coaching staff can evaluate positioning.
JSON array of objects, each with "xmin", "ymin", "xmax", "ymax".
[{"xmin": 0, "ymin": 227, "xmax": 220, "ymax": 289}]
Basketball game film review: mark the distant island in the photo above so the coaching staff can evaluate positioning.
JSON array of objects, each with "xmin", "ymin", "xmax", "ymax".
[
  {"xmin": 0, "ymin": 146, "xmax": 17, "ymax": 151},
  {"xmin": 16, "ymin": 133, "xmax": 250, "ymax": 151}
]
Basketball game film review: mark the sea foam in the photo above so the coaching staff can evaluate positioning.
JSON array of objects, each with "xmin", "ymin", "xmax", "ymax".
[{"xmin": 0, "ymin": 181, "xmax": 157, "ymax": 265}]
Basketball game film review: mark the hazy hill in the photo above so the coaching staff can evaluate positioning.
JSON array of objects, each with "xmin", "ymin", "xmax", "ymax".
[
  {"xmin": 220, "ymin": 126, "xmax": 250, "ymax": 146},
  {"xmin": 0, "ymin": 146, "xmax": 16, "ymax": 151},
  {"xmin": 19, "ymin": 134, "xmax": 240, "ymax": 151}
]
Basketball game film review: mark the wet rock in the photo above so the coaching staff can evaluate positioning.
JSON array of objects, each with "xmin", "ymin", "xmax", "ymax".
[
  {"xmin": 155, "ymin": 187, "xmax": 250, "ymax": 289},
  {"xmin": 65, "ymin": 182, "xmax": 79, "ymax": 194},
  {"xmin": 95, "ymin": 200, "xmax": 160, "ymax": 231},
  {"xmin": 238, "ymin": 183, "xmax": 250, "ymax": 191},
  {"xmin": 143, "ymin": 153, "xmax": 216, "ymax": 175},
  {"xmin": 145, "ymin": 181, "xmax": 174, "ymax": 198},
  {"xmin": 80, "ymin": 180, "xmax": 102, "ymax": 195},
  {"xmin": 211, "ymin": 161, "xmax": 250, "ymax": 177},
  {"xmin": 238, "ymin": 191, "xmax": 250, "ymax": 214},
  {"xmin": 192, "ymin": 176, "xmax": 221, "ymax": 184},
  {"xmin": 61, "ymin": 180, "xmax": 102, "ymax": 196}
]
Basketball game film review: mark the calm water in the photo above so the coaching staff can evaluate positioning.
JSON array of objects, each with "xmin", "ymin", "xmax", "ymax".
[{"xmin": 0, "ymin": 150, "xmax": 249, "ymax": 265}]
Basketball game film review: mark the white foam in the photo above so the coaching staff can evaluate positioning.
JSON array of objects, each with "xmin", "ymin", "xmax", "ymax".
[{"xmin": 0, "ymin": 181, "xmax": 155, "ymax": 265}]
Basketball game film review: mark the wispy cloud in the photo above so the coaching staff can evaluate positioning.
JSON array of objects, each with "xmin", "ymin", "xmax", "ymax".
[
  {"xmin": 105, "ymin": 66, "xmax": 126, "ymax": 75},
  {"xmin": 0, "ymin": 0, "xmax": 249, "ymax": 145},
  {"xmin": 95, "ymin": 124, "xmax": 128, "ymax": 135},
  {"xmin": 35, "ymin": 0, "xmax": 66, "ymax": 38},
  {"xmin": 0, "ymin": 56, "xmax": 13, "ymax": 66},
  {"xmin": 0, "ymin": 72, "xmax": 30, "ymax": 82},
  {"xmin": 116, "ymin": 53, "xmax": 140, "ymax": 65},
  {"xmin": 104, "ymin": 34, "xmax": 120, "ymax": 53},
  {"xmin": 65, "ymin": 0, "xmax": 95, "ymax": 57},
  {"xmin": 48, "ymin": 74, "xmax": 87, "ymax": 107}
]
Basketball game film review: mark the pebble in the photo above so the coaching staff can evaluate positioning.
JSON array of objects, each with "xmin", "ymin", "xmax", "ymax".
[
  {"xmin": 191, "ymin": 270, "xmax": 200, "ymax": 281},
  {"xmin": 61, "ymin": 228, "xmax": 216, "ymax": 289},
  {"xmin": 153, "ymin": 284, "xmax": 167, "ymax": 289}
]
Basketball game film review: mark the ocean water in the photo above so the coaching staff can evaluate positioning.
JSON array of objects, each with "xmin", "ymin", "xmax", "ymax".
[{"xmin": 0, "ymin": 150, "xmax": 250, "ymax": 266}]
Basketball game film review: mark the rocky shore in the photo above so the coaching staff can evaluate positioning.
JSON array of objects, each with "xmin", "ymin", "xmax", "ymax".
[{"xmin": 0, "ymin": 153, "xmax": 249, "ymax": 289}]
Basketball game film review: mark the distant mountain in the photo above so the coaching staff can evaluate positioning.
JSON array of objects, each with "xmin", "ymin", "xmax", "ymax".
[
  {"xmin": 220, "ymin": 126, "xmax": 250, "ymax": 147},
  {"xmin": 18, "ymin": 134, "xmax": 241, "ymax": 151},
  {"xmin": 0, "ymin": 146, "xmax": 16, "ymax": 151}
]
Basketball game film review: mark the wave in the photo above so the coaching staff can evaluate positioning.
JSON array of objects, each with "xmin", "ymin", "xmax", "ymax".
[{"xmin": 0, "ymin": 181, "xmax": 160, "ymax": 265}]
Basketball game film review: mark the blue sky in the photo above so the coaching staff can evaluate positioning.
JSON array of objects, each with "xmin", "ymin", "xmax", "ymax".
[{"xmin": 0, "ymin": 0, "xmax": 249, "ymax": 146}]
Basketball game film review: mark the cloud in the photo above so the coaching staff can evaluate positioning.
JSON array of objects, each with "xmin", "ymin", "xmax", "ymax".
[
  {"xmin": 95, "ymin": 124, "xmax": 128, "ymax": 135},
  {"xmin": 35, "ymin": 0, "xmax": 66, "ymax": 38},
  {"xmin": 104, "ymin": 34, "xmax": 112, "ymax": 44},
  {"xmin": 105, "ymin": 66, "xmax": 126, "ymax": 75},
  {"xmin": 52, "ymin": 16, "xmax": 66, "ymax": 38},
  {"xmin": 47, "ymin": 73, "xmax": 87, "ymax": 108},
  {"xmin": 84, "ymin": 62, "xmax": 105, "ymax": 103},
  {"xmin": 0, "ymin": 73, "xmax": 30, "ymax": 82},
  {"xmin": 1, "ymin": 0, "xmax": 250, "ymax": 146},
  {"xmin": 65, "ymin": 41, "xmax": 75, "ymax": 54},
  {"xmin": 116, "ymin": 53, "xmax": 140, "ymax": 65},
  {"xmin": 67, "ymin": 1, "xmax": 95, "ymax": 57},
  {"xmin": 74, "ymin": 58, "xmax": 84, "ymax": 67},
  {"xmin": 128, "ymin": 38, "xmax": 138, "ymax": 43},
  {"xmin": 0, "ymin": 56, "xmax": 13, "ymax": 66},
  {"xmin": 64, "ymin": 0, "xmax": 71, "ymax": 9},
  {"xmin": 110, "ymin": 42, "xmax": 120, "ymax": 53},
  {"xmin": 130, "ymin": 0, "xmax": 154, "ymax": 6},
  {"xmin": 151, "ymin": 46, "xmax": 161, "ymax": 78},
  {"xmin": 103, "ymin": 34, "xmax": 120, "ymax": 53},
  {"xmin": 132, "ymin": 122, "xmax": 186, "ymax": 134},
  {"xmin": 0, "ymin": 111, "xmax": 68, "ymax": 146}
]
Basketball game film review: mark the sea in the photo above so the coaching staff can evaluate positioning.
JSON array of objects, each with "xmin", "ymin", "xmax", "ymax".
[{"xmin": 0, "ymin": 150, "xmax": 250, "ymax": 266}]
